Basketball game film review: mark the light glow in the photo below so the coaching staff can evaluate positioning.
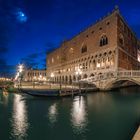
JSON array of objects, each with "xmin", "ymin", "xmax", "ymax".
[
  {"xmin": 12, "ymin": 94, "xmax": 28, "ymax": 138},
  {"xmin": 51, "ymin": 73, "xmax": 54, "ymax": 78},
  {"xmin": 16, "ymin": 10, "xmax": 28, "ymax": 23},
  {"xmin": 48, "ymin": 103, "xmax": 58, "ymax": 124},
  {"xmin": 71, "ymin": 97, "xmax": 87, "ymax": 131},
  {"xmin": 96, "ymin": 63, "xmax": 100, "ymax": 68},
  {"xmin": 75, "ymin": 68, "xmax": 82, "ymax": 75},
  {"xmin": 138, "ymin": 50, "xmax": 140, "ymax": 62}
]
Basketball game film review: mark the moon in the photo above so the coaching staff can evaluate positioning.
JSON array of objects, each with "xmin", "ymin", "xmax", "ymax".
[{"xmin": 16, "ymin": 10, "xmax": 28, "ymax": 23}]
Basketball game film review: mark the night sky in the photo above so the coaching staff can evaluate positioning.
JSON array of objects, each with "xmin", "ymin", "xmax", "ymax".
[{"xmin": 0, "ymin": 0, "xmax": 140, "ymax": 76}]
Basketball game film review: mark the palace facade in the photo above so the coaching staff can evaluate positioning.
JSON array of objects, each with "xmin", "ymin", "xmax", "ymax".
[
  {"xmin": 23, "ymin": 69, "xmax": 47, "ymax": 82},
  {"xmin": 46, "ymin": 7, "xmax": 140, "ymax": 84}
]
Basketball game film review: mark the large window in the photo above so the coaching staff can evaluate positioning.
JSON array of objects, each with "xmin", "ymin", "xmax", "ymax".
[
  {"xmin": 69, "ymin": 47, "xmax": 74, "ymax": 54},
  {"xmin": 137, "ymin": 50, "xmax": 140, "ymax": 62},
  {"xmin": 119, "ymin": 34, "xmax": 124, "ymax": 46},
  {"xmin": 100, "ymin": 35, "xmax": 108, "ymax": 46},
  {"xmin": 81, "ymin": 45, "xmax": 87, "ymax": 53}
]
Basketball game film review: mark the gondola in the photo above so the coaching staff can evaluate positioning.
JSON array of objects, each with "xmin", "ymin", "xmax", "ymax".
[{"xmin": 19, "ymin": 88, "xmax": 80, "ymax": 97}]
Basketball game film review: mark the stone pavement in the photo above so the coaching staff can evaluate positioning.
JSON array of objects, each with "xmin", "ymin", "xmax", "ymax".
[{"xmin": 132, "ymin": 126, "xmax": 140, "ymax": 140}]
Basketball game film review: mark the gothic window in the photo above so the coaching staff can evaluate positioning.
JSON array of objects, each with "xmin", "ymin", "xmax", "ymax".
[
  {"xmin": 81, "ymin": 45, "xmax": 87, "ymax": 53},
  {"xmin": 119, "ymin": 34, "xmax": 124, "ymax": 46},
  {"xmin": 57, "ymin": 55, "xmax": 59, "ymax": 59},
  {"xmin": 120, "ymin": 20, "xmax": 124, "ymax": 31},
  {"xmin": 83, "ymin": 74, "xmax": 88, "ymax": 78},
  {"xmin": 90, "ymin": 73, "xmax": 94, "ymax": 77},
  {"xmin": 100, "ymin": 35, "xmax": 108, "ymax": 46},
  {"xmin": 69, "ymin": 48, "xmax": 74, "ymax": 54},
  {"xmin": 52, "ymin": 58, "xmax": 54, "ymax": 63}
]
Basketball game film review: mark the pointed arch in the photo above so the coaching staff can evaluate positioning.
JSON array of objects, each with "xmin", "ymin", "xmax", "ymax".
[
  {"xmin": 100, "ymin": 35, "xmax": 108, "ymax": 46},
  {"xmin": 81, "ymin": 45, "xmax": 87, "ymax": 53},
  {"xmin": 119, "ymin": 34, "xmax": 124, "ymax": 46}
]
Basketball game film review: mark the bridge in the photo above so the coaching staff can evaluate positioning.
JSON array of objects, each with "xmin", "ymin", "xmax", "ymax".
[{"xmin": 80, "ymin": 70, "xmax": 140, "ymax": 90}]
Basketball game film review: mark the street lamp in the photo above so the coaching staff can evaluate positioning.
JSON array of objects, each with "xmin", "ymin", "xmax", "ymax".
[
  {"xmin": 33, "ymin": 76, "xmax": 36, "ymax": 88},
  {"xmin": 39, "ymin": 75, "xmax": 42, "ymax": 85},
  {"xmin": 75, "ymin": 68, "xmax": 82, "ymax": 93},
  {"xmin": 58, "ymin": 70, "xmax": 62, "ymax": 92},
  {"xmin": 50, "ymin": 73, "xmax": 54, "ymax": 89},
  {"xmin": 51, "ymin": 73, "xmax": 54, "ymax": 82},
  {"xmin": 39, "ymin": 75, "xmax": 42, "ymax": 79}
]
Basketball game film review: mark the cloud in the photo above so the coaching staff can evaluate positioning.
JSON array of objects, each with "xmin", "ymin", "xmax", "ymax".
[
  {"xmin": 21, "ymin": 52, "xmax": 46, "ymax": 69},
  {"xmin": 27, "ymin": 52, "xmax": 43, "ymax": 59},
  {"xmin": 45, "ymin": 42, "xmax": 57, "ymax": 54},
  {"xmin": 0, "ymin": 58, "xmax": 15, "ymax": 77},
  {"xmin": 0, "ymin": 0, "xmax": 18, "ymax": 76},
  {"xmin": 21, "ymin": 57, "xmax": 38, "ymax": 69},
  {"xmin": 0, "ymin": 18, "xmax": 10, "ymax": 76}
]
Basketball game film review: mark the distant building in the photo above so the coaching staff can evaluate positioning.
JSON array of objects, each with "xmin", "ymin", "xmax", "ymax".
[
  {"xmin": 23, "ymin": 69, "xmax": 47, "ymax": 82},
  {"xmin": 46, "ymin": 7, "xmax": 140, "ymax": 84}
]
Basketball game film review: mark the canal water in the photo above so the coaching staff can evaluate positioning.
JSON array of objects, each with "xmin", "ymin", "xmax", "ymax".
[{"xmin": 0, "ymin": 87, "xmax": 140, "ymax": 140}]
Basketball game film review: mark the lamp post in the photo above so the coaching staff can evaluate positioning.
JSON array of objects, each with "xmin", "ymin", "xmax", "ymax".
[
  {"xmin": 58, "ymin": 70, "xmax": 62, "ymax": 92},
  {"xmin": 75, "ymin": 67, "xmax": 82, "ymax": 93},
  {"xmin": 39, "ymin": 75, "xmax": 42, "ymax": 86},
  {"xmin": 50, "ymin": 73, "xmax": 54, "ymax": 89},
  {"xmin": 33, "ymin": 76, "xmax": 36, "ymax": 88}
]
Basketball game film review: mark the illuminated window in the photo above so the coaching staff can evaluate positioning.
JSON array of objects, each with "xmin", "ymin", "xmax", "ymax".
[
  {"xmin": 96, "ymin": 63, "xmax": 100, "ymax": 68},
  {"xmin": 52, "ymin": 58, "xmax": 54, "ymax": 63},
  {"xmin": 138, "ymin": 50, "xmax": 140, "ymax": 62},
  {"xmin": 70, "ymin": 48, "xmax": 74, "ymax": 53}
]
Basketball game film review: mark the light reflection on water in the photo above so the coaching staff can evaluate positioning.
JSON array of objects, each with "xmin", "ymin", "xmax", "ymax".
[
  {"xmin": 1, "ymin": 86, "xmax": 140, "ymax": 140},
  {"xmin": 0, "ymin": 91, "xmax": 9, "ymax": 105},
  {"xmin": 71, "ymin": 96, "xmax": 88, "ymax": 133},
  {"xmin": 48, "ymin": 103, "xmax": 58, "ymax": 125},
  {"xmin": 11, "ymin": 94, "xmax": 28, "ymax": 140}
]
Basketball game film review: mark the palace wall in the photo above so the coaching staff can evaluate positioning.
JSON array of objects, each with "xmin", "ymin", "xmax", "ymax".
[{"xmin": 46, "ymin": 8, "xmax": 140, "ymax": 83}]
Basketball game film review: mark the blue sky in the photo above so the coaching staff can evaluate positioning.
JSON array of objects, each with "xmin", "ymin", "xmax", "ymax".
[{"xmin": 0, "ymin": 0, "xmax": 140, "ymax": 75}]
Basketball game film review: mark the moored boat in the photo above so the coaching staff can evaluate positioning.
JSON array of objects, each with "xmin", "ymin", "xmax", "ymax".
[{"xmin": 19, "ymin": 88, "xmax": 81, "ymax": 97}]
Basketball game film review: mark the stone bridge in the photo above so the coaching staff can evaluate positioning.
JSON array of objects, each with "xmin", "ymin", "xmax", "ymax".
[{"xmin": 80, "ymin": 70, "xmax": 140, "ymax": 90}]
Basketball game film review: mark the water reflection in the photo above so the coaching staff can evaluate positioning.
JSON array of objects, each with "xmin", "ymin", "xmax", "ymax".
[
  {"xmin": 48, "ymin": 103, "xmax": 58, "ymax": 124},
  {"xmin": 11, "ymin": 94, "xmax": 28, "ymax": 140},
  {"xmin": 0, "ymin": 91, "xmax": 9, "ymax": 105},
  {"xmin": 71, "ymin": 96, "xmax": 88, "ymax": 133}
]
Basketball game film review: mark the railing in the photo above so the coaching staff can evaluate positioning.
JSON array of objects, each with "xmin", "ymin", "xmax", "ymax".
[
  {"xmin": 118, "ymin": 70, "xmax": 140, "ymax": 78},
  {"xmin": 80, "ymin": 70, "xmax": 140, "ymax": 83}
]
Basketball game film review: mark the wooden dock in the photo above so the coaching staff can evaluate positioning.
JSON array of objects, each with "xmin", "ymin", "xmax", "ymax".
[{"xmin": 132, "ymin": 126, "xmax": 140, "ymax": 140}]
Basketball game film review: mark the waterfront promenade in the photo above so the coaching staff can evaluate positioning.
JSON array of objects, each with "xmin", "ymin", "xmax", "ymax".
[
  {"xmin": 17, "ymin": 82, "xmax": 95, "ymax": 90},
  {"xmin": 132, "ymin": 126, "xmax": 140, "ymax": 140}
]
